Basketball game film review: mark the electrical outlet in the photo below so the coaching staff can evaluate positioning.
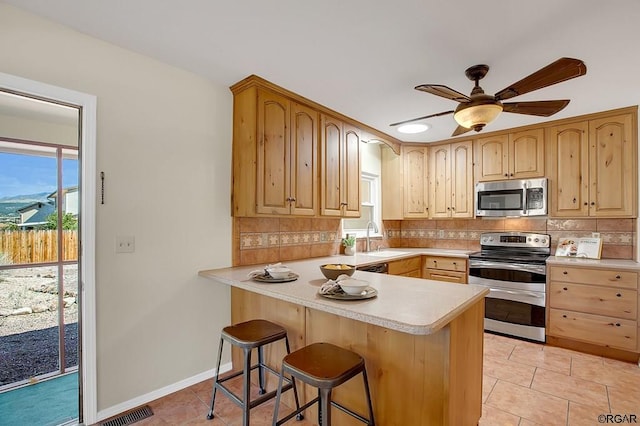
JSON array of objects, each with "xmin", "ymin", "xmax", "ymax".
[
  {"xmin": 116, "ymin": 236, "xmax": 135, "ymax": 253},
  {"xmin": 592, "ymin": 232, "xmax": 600, "ymax": 238},
  {"xmin": 438, "ymin": 230, "xmax": 445, "ymax": 238}
]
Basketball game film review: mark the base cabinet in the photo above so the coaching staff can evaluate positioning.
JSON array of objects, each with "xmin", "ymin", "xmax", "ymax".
[
  {"xmin": 548, "ymin": 265, "xmax": 639, "ymax": 353},
  {"xmin": 422, "ymin": 256, "xmax": 467, "ymax": 284},
  {"xmin": 388, "ymin": 256, "xmax": 422, "ymax": 277}
]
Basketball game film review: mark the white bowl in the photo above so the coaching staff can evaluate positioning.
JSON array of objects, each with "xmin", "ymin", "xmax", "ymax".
[
  {"xmin": 339, "ymin": 278, "xmax": 369, "ymax": 295},
  {"xmin": 266, "ymin": 266, "xmax": 292, "ymax": 279}
]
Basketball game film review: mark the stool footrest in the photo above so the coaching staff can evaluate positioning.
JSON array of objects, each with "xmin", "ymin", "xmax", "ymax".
[
  {"xmin": 214, "ymin": 379, "xmax": 294, "ymax": 410},
  {"xmin": 275, "ymin": 397, "xmax": 319, "ymax": 426},
  {"xmin": 331, "ymin": 400, "xmax": 371, "ymax": 424}
]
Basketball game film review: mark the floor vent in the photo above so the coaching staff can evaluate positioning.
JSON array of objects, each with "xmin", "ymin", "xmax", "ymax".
[{"xmin": 101, "ymin": 405, "xmax": 153, "ymax": 426}]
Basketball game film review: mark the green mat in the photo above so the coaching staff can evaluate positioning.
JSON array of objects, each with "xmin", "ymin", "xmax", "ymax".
[{"xmin": 0, "ymin": 372, "xmax": 78, "ymax": 426}]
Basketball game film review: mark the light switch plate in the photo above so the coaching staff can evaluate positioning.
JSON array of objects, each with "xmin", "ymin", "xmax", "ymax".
[{"xmin": 116, "ymin": 236, "xmax": 135, "ymax": 253}]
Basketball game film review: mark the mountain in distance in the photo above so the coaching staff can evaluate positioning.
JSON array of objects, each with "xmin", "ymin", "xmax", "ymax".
[{"xmin": 0, "ymin": 192, "xmax": 50, "ymax": 203}]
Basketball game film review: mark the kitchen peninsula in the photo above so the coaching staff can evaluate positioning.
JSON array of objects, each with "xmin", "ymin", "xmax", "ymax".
[{"xmin": 199, "ymin": 254, "xmax": 488, "ymax": 425}]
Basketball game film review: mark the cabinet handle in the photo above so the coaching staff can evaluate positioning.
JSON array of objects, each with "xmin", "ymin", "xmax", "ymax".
[
  {"xmin": 340, "ymin": 202, "xmax": 347, "ymax": 206},
  {"xmin": 610, "ymin": 323, "xmax": 621, "ymax": 327},
  {"xmin": 572, "ymin": 197, "xmax": 576, "ymax": 204},
  {"xmin": 504, "ymin": 173, "xmax": 509, "ymax": 177},
  {"xmin": 510, "ymin": 173, "xmax": 514, "ymax": 177},
  {"xmin": 584, "ymin": 202, "xmax": 588, "ymax": 206},
  {"xmin": 451, "ymin": 207, "xmax": 455, "ymax": 210},
  {"xmin": 447, "ymin": 207, "xmax": 451, "ymax": 210},
  {"xmin": 562, "ymin": 314, "xmax": 567, "ymax": 318},
  {"xmin": 616, "ymin": 293, "xmax": 622, "ymax": 297},
  {"xmin": 563, "ymin": 271, "xmax": 568, "ymax": 275},
  {"xmin": 563, "ymin": 287, "xmax": 568, "ymax": 291},
  {"xmin": 590, "ymin": 202, "xmax": 595, "ymax": 206},
  {"xmin": 290, "ymin": 197, "xmax": 296, "ymax": 202},
  {"xmin": 615, "ymin": 275, "xmax": 621, "ymax": 279}
]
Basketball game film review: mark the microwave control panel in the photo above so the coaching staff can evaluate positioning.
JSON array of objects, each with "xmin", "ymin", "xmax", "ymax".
[{"xmin": 526, "ymin": 187, "xmax": 544, "ymax": 209}]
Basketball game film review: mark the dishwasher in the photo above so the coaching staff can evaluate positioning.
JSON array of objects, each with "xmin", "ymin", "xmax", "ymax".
[{"xmin": 357, "ymin": 263, "xmax": 388, "ymax": 274}]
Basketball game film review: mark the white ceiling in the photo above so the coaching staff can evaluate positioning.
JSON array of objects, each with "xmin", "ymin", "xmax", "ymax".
[{"xmin": 3, "ymin": 0, "xmax": 640, "ymax": 142}]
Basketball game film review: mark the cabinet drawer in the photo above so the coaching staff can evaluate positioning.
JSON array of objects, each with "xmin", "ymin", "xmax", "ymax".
[
  {"xmin": 424, "ymin": 269, "xmax": 467, "ymax": 284},
  {"xmin": 549, "ymin": 282, "xmax": 637, "ymax": 320},
  {"xmin": 388, "ymin": 256, "xmax": 422, "ymax": 276},
  {"xmin": 548, "ymin": 308, "xmax": 637, "ymax": 351},
  {"xmin": 549, "ymin": 266, "xmax": 638, "ymax": 290},
  {"xmin": 399, "ymin": 269, "xmax": 422, "ymax": 278},
  {"xmin": 423, "ymin": 256, "xmax": 467, "ymax": 272}
]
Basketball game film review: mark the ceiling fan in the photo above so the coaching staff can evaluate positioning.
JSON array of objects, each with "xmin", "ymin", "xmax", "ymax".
[{"xmin": 390, "ymin": 57, "xmax": 587, "ymax": 137}]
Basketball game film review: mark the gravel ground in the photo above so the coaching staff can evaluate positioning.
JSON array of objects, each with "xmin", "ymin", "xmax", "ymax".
[{"xmin": 0, "ymin": 265, "xmax": 78, "ymax": 386}]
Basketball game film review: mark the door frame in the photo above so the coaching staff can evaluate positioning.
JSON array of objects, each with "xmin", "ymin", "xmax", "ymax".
[{"xmin": 0, "ymin": 71, "xmax": 98, "ymax": 424}]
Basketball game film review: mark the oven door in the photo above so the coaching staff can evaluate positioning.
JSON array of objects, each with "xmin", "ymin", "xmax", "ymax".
[{"xmin": 469, "ymin": 260, "xmax": 546, "ymax": 342}]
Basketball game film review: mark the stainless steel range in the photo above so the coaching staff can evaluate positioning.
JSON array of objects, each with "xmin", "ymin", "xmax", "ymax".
[{"xmin": 468, "ymin": 232, "xmax": 550, "ymax": 342}]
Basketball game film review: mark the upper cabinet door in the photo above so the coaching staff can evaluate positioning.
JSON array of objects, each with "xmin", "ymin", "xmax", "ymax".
[
  {"xmin": 475, "ymin": 135, "xmax": 509, "ymax": 182},
  {"xmin": 450, "ymin": 141, "xmax": 473, "ymax": 217},
  {"xmin": 589, "ymin": 114, "xmax": 636, "ymax": 217},
  {"xmin": 320, "ymin": 114, "xmax": 343, "ymax": 216},
  {"xmin": 403, "ymin": 146, "xmax": 429, "ymax": 218},
  {"xmin": 290, "ymin": 102, "xmax": 318, "ymax": 216},
  {"xmin": 429, "ymin": 144, "xmax": 451, "ymax": 218},
  {"xmin": 256, "ymin": 89, "xmax": 290, "ymax": 215},
  {"xmin": 548, "ymin": 122, "xmax": 589, "ymax": 217},
  {"xmin": 342, "ymin": 124, "xmax": 361, "ymax": 218},
  {"xmin": 509, "ymin": 128, "xmax": 545, "ymax": 179}
]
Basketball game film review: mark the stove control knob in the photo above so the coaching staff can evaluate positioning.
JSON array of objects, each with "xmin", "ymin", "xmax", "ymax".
[
  {"xmin": 541, "ymin": 238, "xmax": 547, "ymax": 244},
  {"xmin": 534, "ymin": 238, "xmax": 539, "ymax": 242}
]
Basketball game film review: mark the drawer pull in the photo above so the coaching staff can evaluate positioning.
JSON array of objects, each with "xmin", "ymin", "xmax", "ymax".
[
  {"xmin": 563, "ymin": 287, "xmax": 568, "ymax": 291},
  {"xmin": 562, "ymin": 314, "xmax": 567, "ymax": 318},
  {"xmin": 616, "ymin": 293, "xmax": 622, "ymax": 297},
  {"xmin": 615, "ymin": 275, "xmax": 621, "ymax": 279},
  {"xmin": 563, "ymin": 271, "xmax": 568, "ymax": 275}
]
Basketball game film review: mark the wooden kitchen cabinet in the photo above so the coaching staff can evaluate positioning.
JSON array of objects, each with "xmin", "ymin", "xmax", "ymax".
[
  {"xmin": 422, "ymin": 256, "xmax": 467, "ymax": 284},
  {"xmin": 320, "ymin": 114, "xmax": 361, "ymax": 217},
  {"xmin": 475, "ymin": 129, "xmax": 544, "ymax": 182},
  {"xmin": 548, "ymin": 265, "xmax": 639, "ymax": 352},
  {"xmin": 388, "ymin": 256, "xmax": 422, "ymax": 277},
  {"xmin": 402, "ymin": 146, "xmax": 429, "ymax": 218},
  {"xmin": 254, "ymin": 90, "xmax": 318, "ymax": 216},
  {"xmin": 548, "ymin": 111, "xmax": 637, "ymax": 218},
  {"xmin": 429, "ymin": 141, "xmax": 473, "ymax": 218},
  {"xmin": 381, "ymin": 144, "xmax": 403, "ymax": 220}
]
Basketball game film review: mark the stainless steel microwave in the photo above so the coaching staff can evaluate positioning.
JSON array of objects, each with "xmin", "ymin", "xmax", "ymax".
[{"xmin": 475, "ymin": 178, "xmax": 547, "ymax": 217}]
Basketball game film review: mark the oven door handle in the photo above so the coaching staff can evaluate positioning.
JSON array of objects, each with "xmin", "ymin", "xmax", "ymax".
[
  {"xmin": 469, "ymin": 260, "xmax": 546, "ymax": 275},
  {"xmin": 489, "ymin": 287, "xmax": 543, "ymax": 299}
]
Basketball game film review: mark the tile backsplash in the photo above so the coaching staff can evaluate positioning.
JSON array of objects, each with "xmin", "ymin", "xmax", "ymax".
[{"xmin": 234, "ymin": 217, "xmax": 636, "ymax": 266}]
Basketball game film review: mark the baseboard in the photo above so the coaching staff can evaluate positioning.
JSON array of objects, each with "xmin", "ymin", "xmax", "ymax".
[{"xmin": 95, "ymin": 362, "xmax": 232, "ymax": 423}]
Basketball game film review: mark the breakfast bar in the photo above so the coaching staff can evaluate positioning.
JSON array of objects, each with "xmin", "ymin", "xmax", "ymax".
[{"xmin": 199, "ymin": 257, "xmax": 489, "ymax": 425}]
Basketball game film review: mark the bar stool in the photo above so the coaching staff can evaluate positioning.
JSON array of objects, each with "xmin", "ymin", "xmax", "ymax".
[
  {"xmin": 272, "ymin": 342, "xmax": 375, "ymax": 426},
  {"xmin": 206, "ymin": 319, "xmax": 301, "ymax": 426}
]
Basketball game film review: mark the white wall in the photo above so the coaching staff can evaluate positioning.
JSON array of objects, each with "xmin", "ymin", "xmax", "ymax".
[
  {"xmin": 0, "ymin": 3, "xmax": 232, "ymax": 412},
  {"xmin": 361, "ymin": 141, "xmax": 382, "ymax": 175}
]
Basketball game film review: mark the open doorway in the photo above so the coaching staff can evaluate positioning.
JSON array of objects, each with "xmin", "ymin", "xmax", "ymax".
[{"xmin": 0, "ymin": 89, "xmax": 84, "ymax": 424}]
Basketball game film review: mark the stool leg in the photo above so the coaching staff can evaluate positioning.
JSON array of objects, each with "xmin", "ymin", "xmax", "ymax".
[
  {"xmin": 242, "ymin": 347, "xmax": 252, "ymax": 426},
  {"xmin": 258, "ymin": 346, "xmax": 266, "ymax": 395},
  {"xmin": 272, "ymin": 366, "xmax": 286, "ymax": 425},
  {"xmin": 206, "ymin": 337, "xmax": 225, "ymax": 420},
  {"xmin": 362, "ymin": 368, "xmax": 375, "ymax": 426},
  {"xmin": 318, "ymin": 388, "xmax": 332, "ymax": 426},
  {"xmin": 284, "ymin": 337, "xmax": 303, "ymax": 418}
]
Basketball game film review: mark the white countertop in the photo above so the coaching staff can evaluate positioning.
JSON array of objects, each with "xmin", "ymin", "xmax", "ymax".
[
  {"xmin": 199, "ymin": 254, "xmax": 487, "ymax": 336},
  {"xmin": 346, "ymin": 248, "xmax": 472, "ymax": 267},
  {"xmin": 547, "ymin": 256, "xmax": 640, "ymax": 271}
]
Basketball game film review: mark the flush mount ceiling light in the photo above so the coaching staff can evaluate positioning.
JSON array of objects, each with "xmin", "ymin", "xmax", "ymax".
[{"xmin": 397, "ymin": 123, "xmax": 430, "ymax": 134}]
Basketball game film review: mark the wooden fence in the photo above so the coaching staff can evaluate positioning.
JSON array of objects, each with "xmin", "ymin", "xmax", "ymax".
[{"xmin": 0, "ymin": 230, "xmax": 78, "ymax": 264}]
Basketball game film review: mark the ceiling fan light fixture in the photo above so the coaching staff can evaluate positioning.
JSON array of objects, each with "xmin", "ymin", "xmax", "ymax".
[
  {"xmin": 397, "ymin": 123, "xmax": 430, "ymax": 134},
  {"xmin": 453, "ymin": 103, "xmax": 503, "ymax": 130}
]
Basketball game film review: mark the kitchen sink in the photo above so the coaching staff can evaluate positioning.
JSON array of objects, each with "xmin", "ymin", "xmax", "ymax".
[{"xmin": 364, "ymin": 250, "xmax": 409, "ymax": 257}]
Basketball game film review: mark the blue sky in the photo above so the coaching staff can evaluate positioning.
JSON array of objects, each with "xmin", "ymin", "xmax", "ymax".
[{"xmin": 0, "ymin": 152, "xmax": 78, "ymax": 198}]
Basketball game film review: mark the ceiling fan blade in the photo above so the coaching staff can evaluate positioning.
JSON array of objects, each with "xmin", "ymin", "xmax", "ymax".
[
  {"xmin": 415, "ymin": 84, "xmax": 470, "ymax": 102},
  {"xmin": 451, "ymin": 125, "xmax": 472, "ymax": 137},
  {"xmin": 502, "ymin": 100, "xmax": 570, "ymax": 117},
  {"xmin": 494, "ymin": 58, "xmax": 587, "ymax": 101},
  {"xmin": 389, "ymin": 110, "xmax": 454, "ymax": 127}
]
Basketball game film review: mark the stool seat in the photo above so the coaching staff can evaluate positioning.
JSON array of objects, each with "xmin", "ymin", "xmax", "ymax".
[
  {"xmin": 222, "ymin": 319, "xmax": 287, "ymax": 348},
  {"xmin": 207, "ymin": 319, "xmax": 300, "ymax": 426},
  {"xmin": 283, "ymin": 342, "xmax": 365, "ymax": 389},
  {"xmin": 273, "ymin": 342, "xmax": 375, "ymax": 426}
]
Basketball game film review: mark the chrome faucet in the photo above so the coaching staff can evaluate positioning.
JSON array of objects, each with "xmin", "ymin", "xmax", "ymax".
[{"xmin": 365, "ymin": 221, "xmax": 379, "ymax": 252}]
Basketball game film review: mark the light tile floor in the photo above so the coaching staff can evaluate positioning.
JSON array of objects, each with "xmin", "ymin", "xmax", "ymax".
[{"xmin": 125, "ymin": 333, "xmax": 640, "ymax": 425}]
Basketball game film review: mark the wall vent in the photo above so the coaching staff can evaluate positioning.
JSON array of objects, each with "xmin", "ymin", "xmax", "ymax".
[{"xmin": 100, "ymin": 405, "xmax": 153, "ymax": 426}]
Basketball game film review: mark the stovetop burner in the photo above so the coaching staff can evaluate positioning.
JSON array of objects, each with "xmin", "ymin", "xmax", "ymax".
[{"xmin": 468, "ymin": 249, "xmax": 550, "ymax": 264}]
